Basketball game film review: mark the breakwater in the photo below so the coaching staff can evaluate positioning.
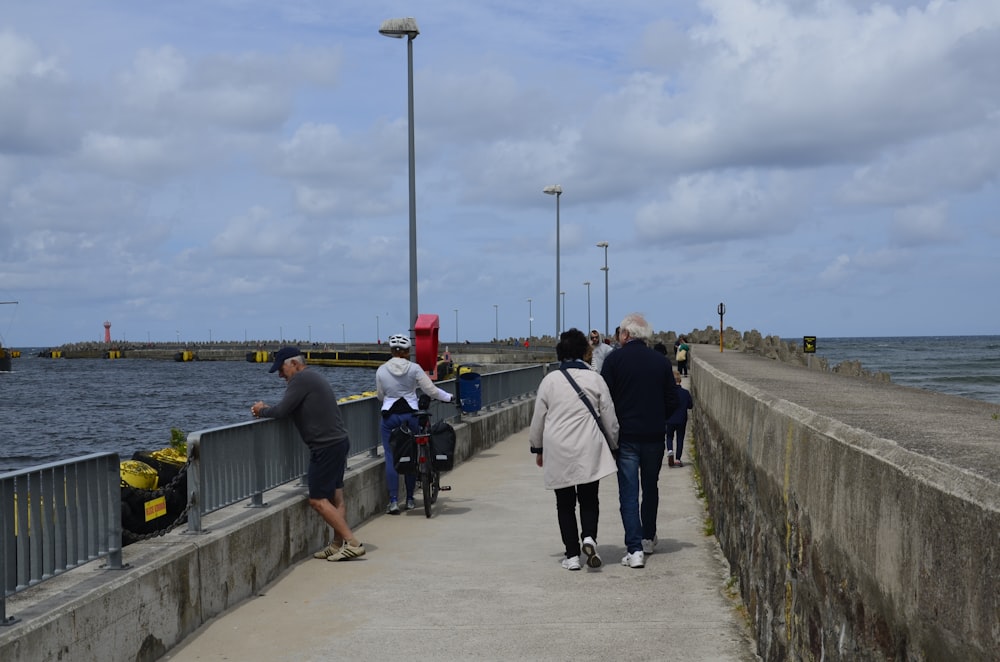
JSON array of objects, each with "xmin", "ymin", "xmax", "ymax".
[{"xmin": 691, "ymin": 348, "xmax": 998, "ymax": 661}]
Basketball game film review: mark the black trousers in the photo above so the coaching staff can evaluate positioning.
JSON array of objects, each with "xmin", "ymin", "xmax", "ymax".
[{"xmin": 554, "ymin": 480, "xmax": 600, "ymax": 558}]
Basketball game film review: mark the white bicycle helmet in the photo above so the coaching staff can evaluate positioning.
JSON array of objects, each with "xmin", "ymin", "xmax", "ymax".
[{"xmin": 388, "ymin": 334, "xmax": 411, "ymax": 349}]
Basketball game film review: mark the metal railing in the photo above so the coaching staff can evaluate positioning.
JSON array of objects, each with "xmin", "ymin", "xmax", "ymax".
[
  {"xmin": 0, "ymin": 364, "xmax": 548, "ymax": 620},
  {"xmin": 1, "ymin": 453, "xmax": 124, "ymax": 625},
  {"xmin": 186, "ymin": 364, "xmax": 545, "ymax": 533}
]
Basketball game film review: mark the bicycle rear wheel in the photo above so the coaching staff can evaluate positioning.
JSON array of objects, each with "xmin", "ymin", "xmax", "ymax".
[{"xmin": 422, "ymin": 465, "xmax": 433, "ymax": 517}]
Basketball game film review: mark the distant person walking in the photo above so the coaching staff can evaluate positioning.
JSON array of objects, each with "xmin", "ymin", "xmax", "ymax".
[
  {"xmin": 666, "ymin": 370, "xmax": 693, "ymax": 467},
  {"xmin": 601, "ymin": 314, "xmax": 678, "ymax": 568},
  {"xmin": 676, "ymin": 336, "xmax": 690, "ymax": 376},
  {"xmin": 251, "ymin": 347, "xmax": 365, "ymax": 562},
  {"xmin": 530, "ymin": 329, "xmax": 620, "ymax": 571},
  {"xmin": 376, "ymin": 334, "xmax": 455, "ymax": 514},
  {"xmin": 589, "ymin": 329, "xmax": 613, "ymax": 373}
]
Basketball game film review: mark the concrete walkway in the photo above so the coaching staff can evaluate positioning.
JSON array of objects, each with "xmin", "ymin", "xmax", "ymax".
[{"xmin": 165, "ymin": 423, "xmax": 758, "ymax": 661}]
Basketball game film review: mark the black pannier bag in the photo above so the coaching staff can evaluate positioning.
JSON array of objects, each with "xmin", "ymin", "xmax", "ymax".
[
  {"xmin": 430, "ymin": 420, "xmax": 457, "ymax": 471},
  {"xmin": 389, "ymin": 424, "xmax": 417, "ymax": 474}
]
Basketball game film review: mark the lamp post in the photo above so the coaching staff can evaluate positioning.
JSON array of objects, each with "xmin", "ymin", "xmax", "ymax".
[
  {"xmin": 454, "ymin": 308, "xmax": 459, "ymax": 343},
  {"xmin": 379, "ymin": 17, "xmax": 421, "ymax": 338},
  {"xmin": 560, "ymin": 291, "xmax": 566, "ymax": 335},
  {"xmin": 376, "ymin": 314, "xmax": 380, "ymax": 343},
  {"xmin": 493, "ymin": 304, "xmax": 499, "ymax": 342},
  {"xmin": 596, "ymin": 241, "xmax": 609, "ymax": 337},
  {"xmin": 583, "ymin": 281, "xmax": 591, "ymax": 332},
  {"xmin": 527, "ymin": 297, "xmax": 533, "ymax": 340},
  {"xmin": 342, "ymin": 323, "xmax": 346, "ymax": 344},
  {"xmin": 543, "ymin": 184, "xmax": 562, "ymax": 341}
]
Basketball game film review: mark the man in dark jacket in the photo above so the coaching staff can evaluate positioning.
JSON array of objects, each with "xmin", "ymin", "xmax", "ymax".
[{"xmin": 601, "ymin": 313, "xmax": 678, "ymax": 568}]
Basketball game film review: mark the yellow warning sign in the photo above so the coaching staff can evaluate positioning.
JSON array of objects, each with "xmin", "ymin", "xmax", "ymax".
[
  {"xmin": 803, "ymin": 336, "xmax": 817, "ymax": 354},
  {"xmin": 144, "ymin": 496, "xmax": 167, "ymax": 522}
]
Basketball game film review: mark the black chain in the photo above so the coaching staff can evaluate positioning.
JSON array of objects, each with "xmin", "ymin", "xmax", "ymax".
[{"xmin": 121, "ymin": 462, "xmax": 192, "ymax": 544}]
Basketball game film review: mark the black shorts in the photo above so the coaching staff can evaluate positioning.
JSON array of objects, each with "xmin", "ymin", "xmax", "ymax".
[{"xmin": 307, "ymin": 441, "xmax": 349, "ymax": 499}]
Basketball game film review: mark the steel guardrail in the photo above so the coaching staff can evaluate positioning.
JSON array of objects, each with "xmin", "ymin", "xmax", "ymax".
[
  {"xmin": 1, "ymin": 453, "xmax": 123, "ymax": 625},
  {"xmin": 186, "ymin": 364, "xmax": 545, "ymax": 533}
]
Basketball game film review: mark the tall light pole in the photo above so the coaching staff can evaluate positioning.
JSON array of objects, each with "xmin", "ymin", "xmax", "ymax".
[
  {"xmin": 376, "ymin": 314, "xmax": 380, "ymax": 343},
  {"xmin": 380, "ymin": 17, "xmax": 421, "ymax": 338},
  {"xmin": 527, "ymin": 297, "xmax": 533, "ymax": 340},
  {"xmin": 493, "ymin": 304, "xmax": 499, "ymax": 342},
  {"xmin": 454, "ymin": 308, "xmax": 459, "ymax": 343},
  {"xmin": 341, "ymin": 323, "xmax": 346, "ymax": 344},
  {"xmin": 597, "ymin": 241, "xmax": 610, "ymax": 337},
  {"xmin": 560, "ymin": 291, "xmax": 566, "ymax": 335},
  {"xmin": 543, "ymin": 184, "xmax": 562, "ymax": 341},
  {"xmin": 583, "ymin": 281, "xmax": 591, "ymax": 332}
]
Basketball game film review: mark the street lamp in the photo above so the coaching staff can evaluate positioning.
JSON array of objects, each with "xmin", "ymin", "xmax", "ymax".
[
  {"xmin": 583, "ymin": 281, "xmax": 591, "ymax": 332},
  {"xmin": 527, "ymin": 297, "xmax": 533, "ymax": 340},
  {"xmin": 454, "ymin": 308, "xmax": 459, "ymax": 343},
  {"xmin": 597, "ymin": 241, "xmax": 610, "ymax": 337},
  {"xmin": 543, "ymin": 184, "xmax": 562, "ymax": 341},
  {"xmin": 380, "ymin": 17, "xmax": 421, "ymax": 338},
  {"xmin": 493, "ymin": 304, "xmax": 499, "ymax": 342},
  {"xmin": 342, "ymin": 323, "xmax": 346, "ymax": 344},
  {"xmin": 560, "ymin": 291, "xmax": 566, "ymax": 335},
  {"xmin": 376, "ymin": 314, "xmax": 380, "ymax": 343}
]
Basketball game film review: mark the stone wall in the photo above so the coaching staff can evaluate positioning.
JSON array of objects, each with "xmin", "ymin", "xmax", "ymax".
[{"xmin": 690, "ymin": 353, "xmax": 998, "ymax": 661}]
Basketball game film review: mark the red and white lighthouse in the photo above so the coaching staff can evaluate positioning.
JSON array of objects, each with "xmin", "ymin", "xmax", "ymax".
[{"xmin": 104, "ymin": 321, "xmax": 111, "ymax": 343}]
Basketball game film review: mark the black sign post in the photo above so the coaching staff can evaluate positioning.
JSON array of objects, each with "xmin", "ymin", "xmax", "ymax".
[
  {"xmin": 803, "ymin": 335, "xmax": 816, "ymax": 368},
  {"xmin": 717, "ymin": 302, "xmax": 726, "ymax": 352}
]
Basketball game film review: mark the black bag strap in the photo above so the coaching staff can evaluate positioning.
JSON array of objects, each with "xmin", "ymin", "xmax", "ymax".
[{"xmin": 559, "ymin": 368, "xmax": 612, "ymax": 448}]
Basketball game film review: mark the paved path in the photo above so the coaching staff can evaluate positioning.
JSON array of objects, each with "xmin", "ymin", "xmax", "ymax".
[{"xmin": 165, "ymin": 420, "xmax": 758, "ymax": 661}]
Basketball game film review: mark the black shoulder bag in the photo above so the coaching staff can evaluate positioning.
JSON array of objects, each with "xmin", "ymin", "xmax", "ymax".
[{"xmin": 559, "ymin": 368, "xmax": 617, "ymax": 451}]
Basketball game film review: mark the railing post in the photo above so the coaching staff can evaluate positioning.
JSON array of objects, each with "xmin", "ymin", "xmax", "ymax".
[
  {"xmin": 186, "ymin": 433, "xmax": 205, "ymax": 534},
  {"xmin": 105, "ymin": 454, "xmax": 124, "ymax": 569}
]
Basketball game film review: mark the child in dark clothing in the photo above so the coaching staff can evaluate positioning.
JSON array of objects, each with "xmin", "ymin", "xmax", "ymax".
[{"xmin": 666, "ymin": 371, "xmax": 693, "ymax": 467}]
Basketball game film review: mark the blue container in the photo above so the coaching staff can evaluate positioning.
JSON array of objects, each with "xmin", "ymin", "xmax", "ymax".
[{"xmin": 458, "ymin": 372, "xmax": 482, "ymax": 413}]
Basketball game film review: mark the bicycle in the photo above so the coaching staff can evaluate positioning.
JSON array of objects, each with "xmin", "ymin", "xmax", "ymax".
[
  {"xmin": 412, "ymin": 408, "xmax": 440, "ymax": 518},
  {"xmin": 412, "ymin": 395, "xmax": 459, "ymax": 518}
]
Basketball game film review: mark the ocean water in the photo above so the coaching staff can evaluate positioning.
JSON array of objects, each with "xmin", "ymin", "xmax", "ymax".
[
  {"xmin": 803, "ymin": 335, "xmax": 1000, "ymax": 405},
  {"xmin": 3, "ymin": 336, "xmax": 998, "ymax": 472},
  {"xmin": 0, "ymin": 355, "xmax": 377, "ymax": 473}
]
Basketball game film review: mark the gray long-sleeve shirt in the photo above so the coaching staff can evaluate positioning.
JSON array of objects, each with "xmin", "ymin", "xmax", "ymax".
[{"xmin": 260, "ymin": 368, "xmax": 349, "ymax": 450}]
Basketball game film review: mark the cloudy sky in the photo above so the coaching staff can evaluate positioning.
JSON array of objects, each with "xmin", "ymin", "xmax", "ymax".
[{"xmin": 2, "ymin": 0, "xmax": 998, "ymax": 347}]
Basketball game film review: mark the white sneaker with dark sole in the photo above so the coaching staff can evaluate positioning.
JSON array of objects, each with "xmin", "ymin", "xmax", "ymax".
[{"xmin": 581, "ymin": 537, "xmax": 602, "ymax": 568}]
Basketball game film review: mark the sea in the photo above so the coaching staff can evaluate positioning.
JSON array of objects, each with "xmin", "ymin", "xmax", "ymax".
[
  {"xmin": 0, "ymin": 355, "xmax": 377, "ymax": 473},
  {"xmin": 2, "ymin": 336, "xmax": 998, "ymax": 473}
]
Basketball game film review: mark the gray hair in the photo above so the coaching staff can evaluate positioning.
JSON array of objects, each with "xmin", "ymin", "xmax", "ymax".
[
  {"xmin": 619, "ymin": 312, "xmax": 653, "ymax": 340},
  {"xmin": 284, "ymin": 354, "xmax": 306, "ymax": 369}
]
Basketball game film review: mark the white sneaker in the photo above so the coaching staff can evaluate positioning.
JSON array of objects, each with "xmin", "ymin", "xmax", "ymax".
[
  {"xmin": 561, "ymin": 556, "xmax": 581, "ymax": 571},
  {"xmin": 581, "ymin": 537, "xmax": 602, "ymax": 568},
  {"xmin": 621, "ymin": 550, "xmax": 645, "ymax": 568},
  {"xmin": 642, "ymin": 535, "xmax": 657, "ymax": 555}
]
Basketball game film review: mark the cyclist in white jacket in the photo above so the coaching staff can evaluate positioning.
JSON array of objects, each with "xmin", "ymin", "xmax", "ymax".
[{"xmin": 376, "ymin": 334, "xmax": 455, "ymax": 514}]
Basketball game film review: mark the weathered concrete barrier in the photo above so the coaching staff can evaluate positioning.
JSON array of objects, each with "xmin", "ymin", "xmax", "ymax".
[
  {"xmin": 0, "ymin": 400, "xmax": 533, "ymax": 662},
  {"xmin": 691, "ymin": 349, "xmax": 999, "ymax": 661}
]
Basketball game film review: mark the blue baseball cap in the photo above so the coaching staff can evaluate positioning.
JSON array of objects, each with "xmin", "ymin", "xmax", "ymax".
[{"xmin": 269, "ymin": 346, "xmax": 302, "ymax": 373}]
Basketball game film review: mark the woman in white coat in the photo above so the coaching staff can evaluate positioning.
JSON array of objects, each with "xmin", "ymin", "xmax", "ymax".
[{"xmin": 529, "ymin": 328, "xmax": 620, "ymax": 570}]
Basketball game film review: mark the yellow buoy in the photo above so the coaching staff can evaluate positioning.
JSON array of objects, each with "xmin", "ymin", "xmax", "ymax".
[{"xmin": 120, "ymin": 460, "xmax": 159, "ymax": 490}]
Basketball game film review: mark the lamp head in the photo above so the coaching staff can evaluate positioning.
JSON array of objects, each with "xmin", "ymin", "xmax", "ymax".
[
  {"xmin": 542, "ymin": 185, "xmax": 562, "ymax": 195},
  {"xmin": 379, "ymin": 17, "xmax": 420, "ymax": 39},
  {"xmin": 596, "ymin": 241, "xmax": 608, "ymax": 248}
]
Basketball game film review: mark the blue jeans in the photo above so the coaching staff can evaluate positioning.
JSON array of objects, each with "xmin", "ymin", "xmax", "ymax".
[
  {"xmin": 381, "ymin": 412, "xmax": 417, "ymax": 501},
  {"xmin": 616, "ymin": 438, "xmax": 665, "ymax": 553}
]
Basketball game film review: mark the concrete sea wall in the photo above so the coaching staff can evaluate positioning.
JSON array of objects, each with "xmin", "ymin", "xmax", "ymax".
[
  {"xmin": 0, "ymin": 400, "xmax": 533, "ymax": 662},
  {"xmin": 691, "ymin": 350, "xmax": 999, "ymax": 661}
]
